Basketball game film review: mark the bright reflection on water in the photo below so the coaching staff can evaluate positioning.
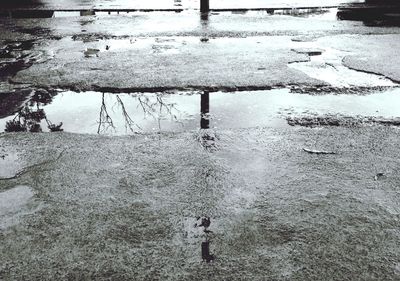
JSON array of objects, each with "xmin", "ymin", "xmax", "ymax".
[
  {"xmin": 6, "ymin": 0, "xmax": 364, "ymax": 10},
  {"xmin": 0, "ymin": 88, "xmax": 400, "ymax": 135}
]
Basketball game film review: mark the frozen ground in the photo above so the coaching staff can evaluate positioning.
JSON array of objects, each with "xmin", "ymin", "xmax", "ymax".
[{"xmin": 1, "ymin": 126, "xmax": 400, "ymax": 280}]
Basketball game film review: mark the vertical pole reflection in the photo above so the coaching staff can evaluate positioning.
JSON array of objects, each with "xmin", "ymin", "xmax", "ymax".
[
  {"xmin": 201, "ymin": 241, "xmax": 215, "ymax": 263},
  {"xmin": 201, "ymin": 10, "xmax": 209, "ymax": 21},
  {"xmin": 200, "ymin": 91, "xmax": 210, "ymax": 129},
  {"xmin": 200, "ymin": 0, "xmax": 210, "ymax": 14},
  {"xmin": 200, "ymin": 5, "xmax": 209, "ymax": 42}
]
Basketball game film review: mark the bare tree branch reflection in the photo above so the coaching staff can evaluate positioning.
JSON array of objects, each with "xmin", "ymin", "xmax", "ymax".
[
  {"xmin": 96, "ymin": 93, "xmax": 182, "ymax": 134},
  {"xmin": 97, "ymin": 93, "xmax": 115, "ymax": 134},
  {"xmin": 116, "ymin": 95, "xmax": 141, "ymax": 132},
  {"xmin": 137, "ymin": 93, "xmax": 182, "ymax": 130}
]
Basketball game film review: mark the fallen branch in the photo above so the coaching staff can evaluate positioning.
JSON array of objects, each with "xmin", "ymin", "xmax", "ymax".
[{"xmin": 303, "ymin": 148, "xmax": 336, "ymax": 155}]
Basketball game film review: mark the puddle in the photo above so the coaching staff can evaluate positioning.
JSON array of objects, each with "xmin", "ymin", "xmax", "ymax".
[
  {"xmin": 0, "ymin": 0, "xmax": 361, "ymax": 11},
  {"xmin": 337, "ymin": 3, "xmax": 400, "ymax": 27},
  {"xmin": 0, "ymin": 40, "xmax": 36, "ymax": 79},
  {"xmin": 289, "ymin": 43, "xmax": 398, "ymax": 88},
  {"xmin": 1, "ymin": 40, "xmax": 53, "ymax": 93},
  {"xmin": 2, "ymin": 0, "xmax": 358, "ymax": 19},
  {"xmin": 1, "ymin": 88, "xmax": 400, "ymax": 134},
  {"xmin": 0, "ymin": 185, "xmax": 38, "ymax": 230},
  {"xmin": 50, "ymin": 6, "xmax": 339, "ymax": 20},
  {"xmin": 66, "ymin": 37, "xmax": 193, "ymax": 56},
  {"xmin": 0, "ymin": 151, "xmax": 23, "ymax": 179},
  {"xmin": 0, "ymin": 10, "xmax": 55, "ymax": 19},
  {"xmin": 210, "ymin": 0, "xmax": 361, "ymax": 9},
  {"xmin": 53, "ymin": 11, "xmax": 82, "ymax": 18},
  {"xmin": 272, "ymin": 7, "xmax": 331, "ymax": 17}
]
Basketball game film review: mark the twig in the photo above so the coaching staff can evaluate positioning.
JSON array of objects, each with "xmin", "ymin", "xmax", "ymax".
[{"xmin": 303, "ymin": 148, "xmax": 336, "ymax": 155}]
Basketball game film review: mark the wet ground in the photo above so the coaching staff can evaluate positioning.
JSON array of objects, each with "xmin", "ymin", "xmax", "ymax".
[
  {"xmin": 1, "ymin": 1, "xmax": 400, "ymax": 280},
  {"xmin": 2, "ymin": 126, "xmax": 400, "ymax": 280}
]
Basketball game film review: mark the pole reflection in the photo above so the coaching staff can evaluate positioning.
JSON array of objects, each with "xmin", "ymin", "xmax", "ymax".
[
  {"xmin": 198, "ymin": 91, "xmax": 218, "ymax": 151},
  {"xmin": 200, "ymin": 91, "xmax": 210, "ymax": 129}
]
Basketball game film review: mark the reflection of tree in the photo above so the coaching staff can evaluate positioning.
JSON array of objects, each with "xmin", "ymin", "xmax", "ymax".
[
  {"xmin": 137, "ymin": 94, "xmax": 181, "ymax": 130},
  {"xmin": 96, "ymin": 93, "xmax": 181, "ymax": 134},
  {"xmin": 97, "ymin": 93, "xmax": 115, "ymax": 134},
  {"xmin": 5, "ymin": 106, "xmax": 44, "ymax": 132},
  {"xmin": 5, "ymin": 89, "xmax": 63, "ymax": 133},
  {"xmin": 116, "ymin": 95, "xmax": 141, "ymax": 133}
]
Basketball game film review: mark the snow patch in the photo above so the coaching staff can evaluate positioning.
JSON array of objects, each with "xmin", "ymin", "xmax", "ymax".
[{"xmin": 289, "ymin": 42, "xmax": 397, "ymax": 87}]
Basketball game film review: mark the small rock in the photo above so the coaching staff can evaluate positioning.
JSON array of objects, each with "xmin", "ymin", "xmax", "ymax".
[{"xmin": 374, "ymin": 173, "xmax": 386, "ymax": 181}]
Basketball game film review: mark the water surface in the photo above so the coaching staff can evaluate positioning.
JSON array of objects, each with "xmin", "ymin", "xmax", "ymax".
[{"xmin": 1, "ymin": 88, "xmax": 399, "ymax": 135}]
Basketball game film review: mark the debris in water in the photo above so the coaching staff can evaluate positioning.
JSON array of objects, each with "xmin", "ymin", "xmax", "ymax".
[
  {"xmin": 291, "ymin": 48, "xmax": 324, "ymax": 56},
  {"xmin": 48, "ymin": 122, "xmax": 63, "ymax": 132},
  {"xmin": 303, "ymin": 148, "xmax": 336, "ymax": 155},
  {"xmin": 84, "ymin": 48, "xmax": 100, "ymax": 58}
]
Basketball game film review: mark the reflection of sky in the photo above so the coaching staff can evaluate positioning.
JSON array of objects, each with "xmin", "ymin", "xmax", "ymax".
[
  {"xmin": 1, "ymin": 88, "xmax": 399, "ymax": 135},
  {"xmin": 21, "ymin": 0, "xmax": 364, "ymax": 9}
]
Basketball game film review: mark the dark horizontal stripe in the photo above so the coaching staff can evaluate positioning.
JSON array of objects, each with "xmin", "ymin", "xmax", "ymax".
[{"xmin": 0, "ymin": 6, "xmax": 340, "ymax": 13}]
